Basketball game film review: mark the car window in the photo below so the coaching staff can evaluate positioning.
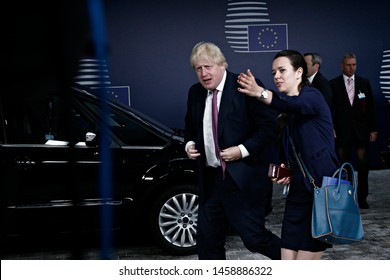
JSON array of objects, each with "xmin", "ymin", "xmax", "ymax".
[
  {"xmin": 0, "ymin": 92, "xmax": 169, "ymax": 147},
  {"xmin": 0, "ymin": 96, "xmax": 51, "ymax": 144},
  {"xmin": 81, "ymin": 100, "xmax": 168, "ymax": 146}
]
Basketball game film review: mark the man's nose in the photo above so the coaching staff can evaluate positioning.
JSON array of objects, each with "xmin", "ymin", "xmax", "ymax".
[{"xmin": 200, "ymin": 68, "xmax": 208, "ymax": 76}]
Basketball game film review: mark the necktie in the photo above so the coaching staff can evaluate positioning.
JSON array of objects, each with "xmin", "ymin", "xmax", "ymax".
[
  {"xmin": 347, "ymin": 77, "xmax": 354, "ymax": 105},
  {"xmin": 211, "ymin": 89, "xmax": 226, "ymax": 178}
]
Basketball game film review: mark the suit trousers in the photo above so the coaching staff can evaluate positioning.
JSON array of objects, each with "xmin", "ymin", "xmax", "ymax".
[
  {"xmin": 336, "ymin": 140, "xmax": 370, "ymax": 204},
  {"xmin": 196, "ymin": 166, "xmax": 281, "ymax": 260}
]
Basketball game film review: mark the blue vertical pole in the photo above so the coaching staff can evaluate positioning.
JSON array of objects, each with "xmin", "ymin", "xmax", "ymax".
[{"xmin": 88, "ymin": 0, "xmax": 112, "ymax": 260}]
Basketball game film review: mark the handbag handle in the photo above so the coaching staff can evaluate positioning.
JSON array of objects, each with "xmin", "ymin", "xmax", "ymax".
[
  {"xmin": 335, "ymin": 162, "xmax": 357, "ymax": 191},
  {"xmin": 332, "ymin": 162, "xmax": 358, "ymax": 204},
  {"xmin": 332, "ymin": 168, "xmax": 349, "ymax": 180}
]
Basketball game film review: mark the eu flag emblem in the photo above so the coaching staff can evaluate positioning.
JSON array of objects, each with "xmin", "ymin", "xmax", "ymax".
[
  {"xmin": 248, "ymin": 24, "xmax": 288, "ymax": 52},
  {"xmin": 98, "ymin": 86, "xmax": 131, "ymax": 106}
]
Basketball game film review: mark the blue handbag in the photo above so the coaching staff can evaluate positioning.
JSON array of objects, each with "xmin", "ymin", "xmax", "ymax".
[
  {"xmin": 311, "ymin": 162, "xmax": 364, "ymax": 244},
  {"xmin": 288, "ymin": 137, "xmax": 364, "ymax": 245}
]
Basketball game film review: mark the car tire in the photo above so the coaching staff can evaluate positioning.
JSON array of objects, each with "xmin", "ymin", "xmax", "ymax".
[{"xmin": 149, "ymin": 184, "xmax": 198, "ymax": 255}]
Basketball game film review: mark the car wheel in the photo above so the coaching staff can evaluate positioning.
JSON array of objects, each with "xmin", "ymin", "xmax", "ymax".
[{"xmin": 150, "ymin": 184, "xmax": 198, "ymax": 255}]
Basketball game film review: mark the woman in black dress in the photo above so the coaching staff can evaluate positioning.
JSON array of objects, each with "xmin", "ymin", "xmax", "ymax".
[{"xmin": 237, "ymin": 50, "xmax": 339, "ymax": 259}]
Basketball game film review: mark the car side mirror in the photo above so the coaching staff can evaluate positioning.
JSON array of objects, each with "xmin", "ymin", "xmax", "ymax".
[{"xmin": 85, "ymin": 132, "xmax": 98, "ymax": 147}]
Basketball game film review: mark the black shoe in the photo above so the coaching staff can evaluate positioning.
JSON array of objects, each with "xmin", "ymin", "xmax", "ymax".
[{"xmin": 359, "ymin": 201, "xmax": 369, "ymax": 209}]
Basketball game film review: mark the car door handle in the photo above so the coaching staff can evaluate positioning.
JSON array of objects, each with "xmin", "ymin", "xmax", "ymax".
[
  {"xmin": 16, "ymin": 160, "xmax": 36, "ymax": 165},
  {"xmin": 15, "ymin": 158, "xmax": 36, "ymax": 170}
]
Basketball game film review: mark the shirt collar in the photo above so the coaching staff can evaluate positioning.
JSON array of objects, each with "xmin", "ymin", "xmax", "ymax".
[
  {"xmin": 209, "ymin": 70, "xmax": 227, "ymax": 94},
  {"xmin": 343, "ymin": 74, "xmax": 355, "ymax": 83},
  {"xmin": 307, "ymin": 72, "xmax": 317, "ymax": 84}
]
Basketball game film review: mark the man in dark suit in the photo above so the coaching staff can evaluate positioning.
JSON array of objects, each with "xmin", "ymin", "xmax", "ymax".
[
  {"xmin": 304, "ymin": 53, "xmax": 333, "ymax": 108},
  {"xmin": 184, "ymin": 42, "xmax": 281, "ymax": 260},
  {"xmin": 330, "ymin": 53, "xmax": 378, "ymax": 209}
]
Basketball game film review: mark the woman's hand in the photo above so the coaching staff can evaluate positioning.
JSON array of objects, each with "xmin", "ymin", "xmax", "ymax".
[
  {"xmin": 237, "ymin": 69, "xmax": 262, "ymax": 97},
  {"xmin": 237, "ymin": 69, "xmax": 272, "ymax": 104},
  {"xmin": 272, "ymin": 163, "xmax": 291, "ymax": 185}
]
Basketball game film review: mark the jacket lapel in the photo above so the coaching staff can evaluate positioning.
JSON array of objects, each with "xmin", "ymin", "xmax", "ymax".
[
  {"xmin": 339, "ymin": 75, "xmax": 352, "ymax": 105},
  {"xmin": 218, "ymin": 71, "xmax": 236, "ymax": 136}
]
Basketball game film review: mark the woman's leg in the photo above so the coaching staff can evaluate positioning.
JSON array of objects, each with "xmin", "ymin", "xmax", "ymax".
[
  {"xmin": 281, "ymin": 248, "xmax": 297, "ymax": 260},
  {"xmin": 282, "ymin": 248, "xmax": 323, "ymax": 260},
  {"xmin": 296, "ymin": 250, "xmax": 323, "ymax": 260}
]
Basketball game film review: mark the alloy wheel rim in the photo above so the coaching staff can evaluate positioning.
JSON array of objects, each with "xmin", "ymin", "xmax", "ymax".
[{"xmin": 158, "ymin": 192, "xmax": 198, "ymax": 248}]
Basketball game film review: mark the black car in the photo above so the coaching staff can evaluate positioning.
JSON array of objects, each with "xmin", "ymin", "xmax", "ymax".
[{"xmin": 0, "ymin": 84, "xmax": 199, "ymax": 255}]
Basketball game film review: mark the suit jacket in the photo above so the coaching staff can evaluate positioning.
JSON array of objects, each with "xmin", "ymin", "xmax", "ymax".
[
  {"xmin": 330, "ymin": 75, "xmax": 377, "ymax": 143},
  {"xmin": 310, "ymin": 71, "xmax": 332, "ymax": 108},
  {"xmin": 184, "ymin": 71, "xmax": 278, "ymax": 202},
  {"xmin": 270, "ymin": 86, "xmax": 339, "ymax": 189}
]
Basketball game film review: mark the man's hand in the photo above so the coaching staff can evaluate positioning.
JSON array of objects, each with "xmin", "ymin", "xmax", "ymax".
[
  {"xmin": 186, "ymin": 144, "xmax": 201, "ymax": 159},
  {"xmin": 220, "ymin": 146, "xmax": 242, "ymax": 162}
]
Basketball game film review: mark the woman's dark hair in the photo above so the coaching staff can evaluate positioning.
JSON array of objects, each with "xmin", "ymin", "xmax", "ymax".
[{"xmin": 274, "ymin": 50, "xmax": 309, "ymax": 90}]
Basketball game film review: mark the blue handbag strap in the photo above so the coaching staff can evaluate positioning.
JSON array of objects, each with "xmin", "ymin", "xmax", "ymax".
[
  {"xmin": 289, "ymin": 137, "xmax": 357, "ymax": 192},
  {"xmin": 288, "ymin": 136, "xmax": 318, "ymax": 188}
]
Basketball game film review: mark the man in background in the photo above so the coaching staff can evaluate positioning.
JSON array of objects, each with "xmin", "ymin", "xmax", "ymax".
[
  {"xmin": 304, "ymin": 53, "xmax": 333, "ymax": 108},
  {"xmin": 330, "ymin": 53, "xmax": 378, "ymax": 209}
]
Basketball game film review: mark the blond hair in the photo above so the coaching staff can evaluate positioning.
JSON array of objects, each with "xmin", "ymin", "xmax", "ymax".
[{"xmin": 189, "ymin": 42, "xmax": 228, "ymax": 69}]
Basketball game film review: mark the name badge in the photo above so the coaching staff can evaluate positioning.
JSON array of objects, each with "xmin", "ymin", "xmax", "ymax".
[{"xmin": 358, "ymin": 91, "xmax": 366, "ymax": 99}]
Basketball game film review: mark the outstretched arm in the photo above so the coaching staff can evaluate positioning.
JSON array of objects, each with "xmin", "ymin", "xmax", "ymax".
[{"xmin": 237, "ymin": 69, "xmax": 273, "ymax": 104}]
